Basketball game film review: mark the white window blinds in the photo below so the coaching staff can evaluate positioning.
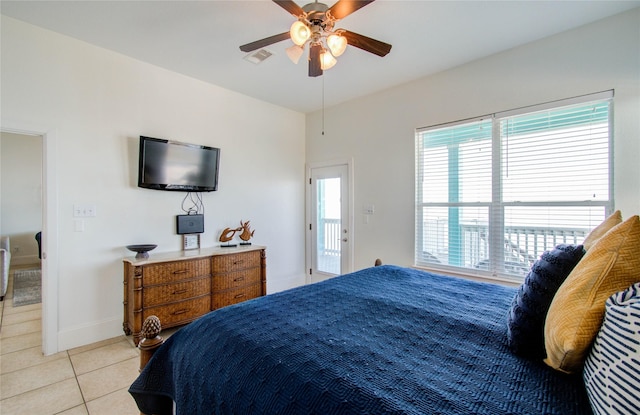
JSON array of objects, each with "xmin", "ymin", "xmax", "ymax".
[{"xmin": 415, "ymin": 91, "xmax": 613, "ymax": 281}]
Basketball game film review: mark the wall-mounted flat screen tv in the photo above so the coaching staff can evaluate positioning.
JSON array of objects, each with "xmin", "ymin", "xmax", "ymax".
[{"xmin": 138, "ymin": 136, "xmax": 220, "ymax": 192}]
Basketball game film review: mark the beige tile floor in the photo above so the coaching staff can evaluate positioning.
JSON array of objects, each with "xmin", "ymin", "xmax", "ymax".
[{"xmin": 0, "ymin": 267, "xmax": 142, "ymax": 414}]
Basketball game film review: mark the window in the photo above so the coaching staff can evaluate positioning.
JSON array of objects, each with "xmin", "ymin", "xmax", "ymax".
[{"xmin": 415, "ymin": 91, "xmax": 613, "ymax": 281}]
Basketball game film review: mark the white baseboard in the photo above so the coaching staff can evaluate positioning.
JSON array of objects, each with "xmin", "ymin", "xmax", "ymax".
[
  {"xmin": 268, "ymin": 273, "xmax": 306, "ymax": 294},
  {"xmin": 56, "ymin": 274, "xmax": 307, "ymax": 351},
  {"xmin": 57, "ymin": 316, "xmax": 124, "ymax": 351},
  {"xmin": 11, "ymin": 255, "xmax": 40, "ymax": 267}
]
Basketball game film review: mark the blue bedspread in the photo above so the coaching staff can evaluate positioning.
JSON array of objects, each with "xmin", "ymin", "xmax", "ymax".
[{"xmin": 129, "ymin": 265, "xmax": 592, "ymax": 414}]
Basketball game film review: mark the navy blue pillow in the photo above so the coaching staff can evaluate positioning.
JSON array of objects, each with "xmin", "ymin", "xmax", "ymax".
[{"xmin": 506, "ymin": 244, "xmax": 585, "ymax": 359}]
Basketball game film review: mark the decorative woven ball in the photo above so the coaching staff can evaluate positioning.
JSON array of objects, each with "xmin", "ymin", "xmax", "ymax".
[{"xmin": 141, "ymin": 315, "xmax": 161, "ymax": 339}]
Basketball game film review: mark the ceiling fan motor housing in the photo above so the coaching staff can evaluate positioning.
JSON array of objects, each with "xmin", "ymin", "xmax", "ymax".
[
  {"xmin": 302, "ymin": 2, "xmax": 330, "ymax": 17},
  {"xmin": 302, "ymin": 2, "xmax": 335, "ymax": 34}
]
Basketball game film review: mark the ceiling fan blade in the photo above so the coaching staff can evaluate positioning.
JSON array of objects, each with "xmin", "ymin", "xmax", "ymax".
[
  {"xmin": 309, "ymin": 44, "xmax": 323, "ymax": 77},
  {"xmin": 239, "ymin": 32, "xmax": 291, "ymax": 53},
  {"xmin": 273, "ymin": 0, "xmax": 305, "ymax": 17},
  {"xmin": 342, "ymin": 30, "xmax": 391, "ymax": 57},
  {"xmin": 328, "ymin": 0, "xmax": 375, "ymax": 20}
]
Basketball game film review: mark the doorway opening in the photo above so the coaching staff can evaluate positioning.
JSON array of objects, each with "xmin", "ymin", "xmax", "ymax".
[
  {"xmin": 306, "ymin": 160, "xmax": 354, "ymax": 284},
  {"xmin": 1, "ymin": 126, "xmax": 59, "ymax": 355}
]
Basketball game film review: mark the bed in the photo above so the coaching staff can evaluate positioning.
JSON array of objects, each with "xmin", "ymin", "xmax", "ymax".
[{"xmin": 129, "ymin": 264, "xmax": 593, "ymax": 414}]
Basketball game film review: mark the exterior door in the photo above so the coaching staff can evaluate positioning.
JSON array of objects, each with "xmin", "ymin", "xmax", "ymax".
[{"xmin": 308, "ymin": 163, "xmax": 352, "ymax": 283}]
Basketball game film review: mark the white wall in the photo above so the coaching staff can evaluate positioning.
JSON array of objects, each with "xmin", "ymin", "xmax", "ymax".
[
  {"xmin": 306, "ymin": 9, "xmax": 640, "ymax": 271},
  {"xmin": 0, "ymin": 132, "xmax": 43, "ymax": 265},
  {"xmin": 1, "ymin": 16, "xmax": 306, "ymax": 351}
]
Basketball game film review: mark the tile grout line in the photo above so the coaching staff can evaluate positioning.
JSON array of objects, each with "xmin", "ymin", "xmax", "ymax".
[
  {"xmin": 0, "ymin": 376, "xmax": 76, "ymax": 403},
  {"xmin": 67, "ymin": 349, "xmax": 91, "ymax": 414}
]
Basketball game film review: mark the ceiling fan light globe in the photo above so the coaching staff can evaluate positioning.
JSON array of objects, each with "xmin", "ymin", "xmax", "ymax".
[
  {"xmin": 320, "ymin": 50, "xmax": 337, "ymax": 70},
  {"xmin": 285, "ymin": 45, "xmax": 304, "ymax": 64},
  {"xmin": 327, "ymin": 34, "xmax": 347, "ymax": 57},
  {"xmin": 290, "ymin": 21, "xmax": 311, "ymax": 46}
]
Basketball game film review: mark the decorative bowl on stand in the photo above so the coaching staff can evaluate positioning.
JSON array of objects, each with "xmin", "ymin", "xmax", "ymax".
[{"xmin": 126, "ymin": 244, "xmax": 157, "ymax": 259}]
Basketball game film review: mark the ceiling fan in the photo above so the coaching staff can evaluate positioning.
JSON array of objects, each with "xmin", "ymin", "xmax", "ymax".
[{"xmin": 239, "ymin": 0, "xmax": 392, "ymax": 77}]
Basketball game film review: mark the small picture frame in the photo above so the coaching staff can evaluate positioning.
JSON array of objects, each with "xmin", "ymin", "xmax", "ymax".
[{"xmin": 183, "ymin": 234, "xmax": 200, "ymax": 250}]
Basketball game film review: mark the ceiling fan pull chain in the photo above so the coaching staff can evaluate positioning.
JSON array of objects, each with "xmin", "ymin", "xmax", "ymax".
[{"xmin": 322, "ymin": 75, "xmax": 325, "ymax": 135}]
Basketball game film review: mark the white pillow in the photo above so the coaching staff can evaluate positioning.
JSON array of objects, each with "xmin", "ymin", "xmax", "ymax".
[{"xmin": 583, "ymin": 282, "xmax": 640, "ymax": 415}]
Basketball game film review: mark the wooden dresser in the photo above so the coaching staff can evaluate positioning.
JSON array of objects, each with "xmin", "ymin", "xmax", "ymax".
[{"xmin": 123, "ymin": 245, "xmax": 266, "ymax": 345}]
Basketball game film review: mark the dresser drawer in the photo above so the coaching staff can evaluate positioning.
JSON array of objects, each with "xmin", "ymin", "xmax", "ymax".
[
  {"xmin": 212, "ymin": 251, "xmax": 261, "ymax": 273},
  {"xmin": 213, "ymin": 283, "xmax": 262, "ymax": 309},
  {"xmin": 143, "ymin": 258, "xmax": 211, "ymax": 286},
  {"xmin": 143, "ymin": 276, "xmax": 211, "ymax": 308},
  {"xmin": 145, "ymin": 296, "xmax": 210, "ymax": 327},
  {"xmin": 212, "ymin": 268, "xmax": 261, "ymax": 291}
]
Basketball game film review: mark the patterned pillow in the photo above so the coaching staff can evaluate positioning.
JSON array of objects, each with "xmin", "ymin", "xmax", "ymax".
[
  {"xmin": 506, "ymin": 244, "xmax": 585, "ymax": 358},
  {"xmin": 583, "ymin": 283, "xmax": 640, "ymax": 415}
]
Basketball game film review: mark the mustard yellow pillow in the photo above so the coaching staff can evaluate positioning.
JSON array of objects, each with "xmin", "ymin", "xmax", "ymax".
[
  {"xmin": 583, "ymin": 210, "xmax": 622, "ymax": 250},
  {"xmin": 544, "ymin": 215, "xmax": 640, "ymax": 373}
]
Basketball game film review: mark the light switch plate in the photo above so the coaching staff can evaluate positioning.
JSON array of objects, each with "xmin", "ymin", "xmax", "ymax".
[{"xmin": 73, "ymin": 204, "xmax": 97, "ymax": 217}]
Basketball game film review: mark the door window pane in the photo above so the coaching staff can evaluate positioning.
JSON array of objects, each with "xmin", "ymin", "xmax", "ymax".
[{"xmin": 316, "ymin": 177, "xmax": 341, "ymax": 274}]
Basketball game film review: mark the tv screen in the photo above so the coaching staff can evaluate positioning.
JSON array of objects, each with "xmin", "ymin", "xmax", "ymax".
[{"xmin": 138, "ymin": 136, "xmax": 220, "ymax": 192}]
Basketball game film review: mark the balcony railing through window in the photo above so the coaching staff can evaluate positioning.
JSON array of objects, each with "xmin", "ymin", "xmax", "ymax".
[
  {"xmin": 419, "ymin": 221, "xmax": 588, "ymax": 277},
  {"xmin": 317, "ymin": 218, "xmax": 341, "ymax": 274}
]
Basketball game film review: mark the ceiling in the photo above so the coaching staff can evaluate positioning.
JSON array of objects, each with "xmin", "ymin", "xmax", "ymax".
[{"xmin": 2, "ymin": 0, "xmax": 639, "ymax": 113}]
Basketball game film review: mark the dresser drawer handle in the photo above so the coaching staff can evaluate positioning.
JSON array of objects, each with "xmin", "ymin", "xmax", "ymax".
[
  {"xmin": 234, "ymin": 293, "xmax": 246, "ymax": 299},
  {"xmin": 173, "ymin": 270, "xmax": 188, "ymax": 274},
  {"xmin": 233, "ymin": 260, "xmax": 244, "ymax": 265},
  {"xmin": 233, "ymin": 277, "xmax": 245, "ymax": 282},
  {"xmin": 173, "ymin": 289, "xmax": 188, "ymax": 295},
  {"xmin": 172, "ymin": 309, "xmax": 188, "ymax": 315}
]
